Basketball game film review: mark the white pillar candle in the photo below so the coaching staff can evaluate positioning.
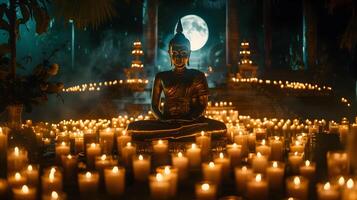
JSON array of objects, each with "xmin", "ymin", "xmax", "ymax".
[
  {"xmin": 288, "ymin": 152, "xmax": 303, "ymax": 173},
  {"xmin": 234, "ymin": 166, "xmax": 253, "ymax": 195},
  {"xmin": 290, "ymin": 140, "xmax": 305, "ymax": 153},
  {"xmin": 195, "ymin": 182, "xmax": 217, "ymax": 200},
  {"xmin": 55, "ymin": 142, "xmax": 70, "ymax": 163},
  {"xmin": 149, "ymin": 173, "xmax": 170, "ymax": 200},
  {"xmin": 248, "ymin": 133, "xmax": 256, "ymax": 151},
  {"xmin": 227, "ymin": 143, "xmax": 242, "ymax": 167},
  {"xmin": 83, "ymin": 129, "xmax": 97, "ymax": 148},
  {"xmin": 252, "ymin": 152, "xmax": 268, "ymax": 174},
  {"xmin": 269, "ymin": 136, "xmax": 284, "ymax": 161},
  {"xmin": 266, "ymin": 161, "xmax": 285, "ymax": 191},
  {"xmin": 156, "ymin": 166, "xmax": 178, "ymax": 197},
  {"xmin": 213, "ymin": 152, "xmax": 231, "ymax": 179},
  {"xmin": 23, "ymin": 165, "xmax": 38, "ymax": 187},
  {"xmin": 172, "ymin": 152, "xmax": 188, "ymax": 181},
  {"xmin": 133, "ymin": 154, "xmax": 151, "ymax": 182},
  {"xmin": 234, "ymin": 132, "xmax": 249, "ymax": 156},
  {"xmin": 254, "ymin": 128, "xmax": 267, "ymax": 140},
  {"xmin": 122, "ymin": 142, "xmax": 136, "ymax": 167},
  {"xmin": 327, "ymin": 151, "xmax": 349, "ymax": 178},
  {"xmin": 202, "ymin": 162, "xmax": 222, "ymax": 185},
  {"xmin": 12, "ymin": 185, "xmax": 36, "ymax": 200},
  {"xmin": 286, "ymin": 176, "xmax": 309, "ymax": 200},
  {"xmin": 7, "ymin": 147, "xmax": 28, "ymax": 172},
  {"xmin": 86, "ymin": 143, "xmax": 101, "ymax": 168},
  {"xmin": 8, "ymin": 172, "xmax": 27, "ymax": 188},
  {"xmin": 104, "ymin": 166, "xmax": 125, "ymax": 196},
  {"xmin": 74, "ymin": 137, "xmax": 84, "ymax": 154},
  {"xmin": 256, "ymin": 139, "xmax": 271, "ymax": 158},
  {"xmin": 299, "ymin": 160, "xmax": 316, "ymax": 180},
  {"xmin": 95, "ymin": 154, "xmax": 115, "ymax": 173},
  {"xmin": 42, "ymin": 191, "xmax": 67, "ymax": 200},
  {"xmin": 41, "ymin": 168, "xmax": 63, "ymax": 194},
  {"xmin": 187, "ymin": 143, "xmax": 202, "ymax": 169},
  {"xmin": 61, "ymin": 154, "xmax": 77, "ymax": 183},
  {"xmin": 246, "ymin": 174, "xmax": 268, "ymax": 200},
  {"xmin": 152, "ymin": 140, "xmax": 169, "ymax": 165},
  {"xmin": 196, "ymin": 131, "xmax": 211, "ymax": 158},
  {"xmin": 342, "ymin": 178, "xmax": 357, "ymax": 200},
  {"xmin": 317, "ymin": 182, "xmax": 339, "ymax": 200},
  {"xmin": 99, "ymin": 128, "xmax": 114, "ymax": 154},
  {"xmin": 116, "ymin": 130, "xmax": 131, "ymax": 155},
  {"xmin": 78, "ymin": 171, "xmax": 99, "ymax": 196},
  {"xmin": 339, "ymin": 125, "xmax": 349, "ymax": 145}
]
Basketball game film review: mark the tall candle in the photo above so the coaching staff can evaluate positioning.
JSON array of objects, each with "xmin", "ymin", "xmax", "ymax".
[
  {"xmin": 213, "ymin": 152, "xmax": 231, "ymax": 179},
  {"xmin": 61, "ymin": 154, "xmax": 77, "ymax": 184},
  {"xmin": 252, "ymin": 152, "xmax": 268, "ymax": 173},
  {"xmin": 234, "ymin": 166, "xmax": 253, "ymax": 195},
  {"xmin": 42, "ymin": 191, "xmax": 67, "ymax": 200},
  {"xmin": 99, "ymin": 128, "xmax": 114, "ymax": 154},
  {"xmin": 288, "ymin": 152, "xmax": 303, "ymax": 174},
  {"xmin": 299, "ymin": 160, "xmax": 316, "ymax": 180},
  {"xmin": 187, "ymin": 143, "xmax": 202, "ymax": 169},
  {"xmin": 41, "ymin": 168, "xmax": 63, "ymax": 194},
  {"xmin": 74, "ymin": 137, "xmax": 84, "ymax": 154},
  {"xmin": 12, "ymin": 185, "xmax": 36, "ymax": 200},
  {"xmin": 7, "ymin": 147, "xmax": 28, "ymax": 172},
  {"xmin": 149, "ymin": 173, "xmax": 170, "ymax": 200},
  {"xmin": 246, "ymin": 174, "xmax": 268, "ymax": 200},
  {"xmin": 290, "ymin": 140, "xmax": 304, "ymax": 153},
  {"xmin": 172, "ymin": 152, "xmax": 189, "ymax": 180},
  {"xmin": 8, "ymin": 172, "xmax": 27, "ymax": 188},
  {"xmin": 327, "ymin": 151, "xmax": 349, "ymax": 178},
  {"xmin": 342, "ymin": 178, "xmax": 357, "ymax": 200},
  {"xmin": 227, "ymin": 143, "xmax": 242, "ymax": 167},
  {"xmin": 0, "ymin": 179, "xmax": 7, "ymax": 198},
  {"xmin": 152, "ymin": 140, "xmax": 169, "ymax": 166},
  {"xmin": 269, "ymin": 136, "xmax": 284, "ymax": 161},
  {"xmin": 196, "ymin": 131, "xmax": 211, "ymax": 159},
  {"xmin": 122, "ymin": 142, "xmax": 136, "ymax": 167},
  {"xmin": 156, "ymin": 166, "xmax": 178, "ymax": 197},
  {"xmin": 86, "ymin": 143, "xmax": 101, "ymax": 168},
  {"xmin": 266, "ymin": 161, "xmax": 285, "ymax": 191},
  {"xmin": 78, "ymin": 172, "xmax": 99, "ymax": 196},
  {"xmin": 104, "ymin": 166, "xmax": 125, "ymax": 196},
  {"xmin": 317, "ymin": 182, "xmax": 339, "ymax": 200},
  {"xmin": 95, "ymin": 154, "xmax": 115, "ymax": 173},
  {"xmin": 0, "ymin": 128, "xmax": 7, "ymax": 157},
  {"xmin": 116, "ymin": 130, "xmax": 131, "ymax": 155},
  {"xmin": 248, "ymin": 133, "xmax": 256, "ymax": 151},
  {"xmin": 286, "ymin": 176, "xmax": 309, "ymax": 200},
  {"xmin": 133, "ymin": 154, "xmax": 151, "ymax": 182},
  {"xmin": 23, "ymin": 165, "xmax": 39, "ymax": 187},
  {"xmin": 234, "ymin": 132, "xmax": 249, "ymax": 156},
  {"xmin": 195, "ymin": 182, "xmax": 217, "ymax": 200},
  {"xmin": 256, "ymin": 139, "xmax": 271, "ymax": 158},
  {"xmin": 55, "ymin": 142, "xmax": 70, "ymax": 163},
  {"xmin": 202, "ymin": 162, "xmax": 222, "ymax": 185}
]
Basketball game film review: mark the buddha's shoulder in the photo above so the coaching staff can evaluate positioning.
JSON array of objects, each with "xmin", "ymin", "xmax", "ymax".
[
  {"xmin": 155, "ymin": 70, "xmax": 172, "ymax": 79},
  {"xmin": 187, "ymin": 69, "xmax": 205, "ymax": 78}
]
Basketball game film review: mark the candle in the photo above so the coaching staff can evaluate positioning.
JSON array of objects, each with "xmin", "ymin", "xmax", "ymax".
[
  {"xmin": 61, "ymin": 154, "xmax": 77, "ymax": 184},
  {"xmin": 246, "ymin": 174, "xmax": 268, "ymax": 200},
  {"xmin": 286, "ymin": 176, "xmax": 309, "ymax": 200},
  {"xmin": 8, "ymin": 172, "xmax": 27, "ymax": 188},
  {"xmin": 116, "ymin": 131, "xmax": 131, "ymax": 155},
  {"xmin": 227, "ymin": 143, "xmax": 242, "ymax": 167},
  {"xmin": 234, "ymin": 132, "xmax": 249, "ymax": 156},
  {"xmin": 339, "ymin": 125, "xmax": 349, "ymax": 145},
  {"xmin": 317, "ymin": 182, "xmax": 339, "ymax": 200},
  {"xmin": 55, "ymin": 142, "xmax": 70, "ymax": 163},
  {"xmin": 327, "ymin": 151, "xmax": 349, "ymax": 178},
  {"xmin": 156, "ymin": 166, "xmax": 178, "ymax": 197},
  {"xmin": 290, "ymin": 140, "xmax": 304, "ymax": 153},
  {"xmin": 42, "ymin": 191, "xmax": 67, "ymax": 200},
  {"xmin": 234, "ymin": 166, "xmax": 253, "ymax": 195},
  {"xmin": 172, "ymin": 152, "xmax": 189, "ymax": 180},
  {"xmin": 266, "ymin": 161, "xmax": 285, "ymax": 191},
  {"xmin": 83, "ymin": 129, "xmax": 96, "ymax": 147},
  {"xmin": 104, "ymin": 166, "xmax": 125, "ymax": 196},
  {"xmin": 41, "ymin": 168, "xmax": 63, "ymax": 194},
  {"xmin": 7, "ymin": 147, "xmax": 28, "ymax": 172},
  {"xmin": 196, "ymin": 131, "xmax": 211, "ymax": 159},
  {"xmin": 78, "ymin": 171, "xmax": 99, "ymax": 196},
  {"xmin": 133, "ymin": 154, "xmax": 151, "ymax": 182},
  {"xmin": 99, "ymin": 128, "xmax": 114, "ymax": 154},
  {"xmin": 254, "ymin": 128, "xmax": 267, "ymax": 140},
  {"xmin": 86, "ymin": 143, "xmax": 101, "ymax": 168},
  {"xmin": 342, "ymin": 178, "xmax": 357, "ymax": 200},
  {"xmin": 0, "ymin": 128, "xmax": 7, "ymax": 157},
  {"xmin": 95, "ymin": 154, "xmax": 116, "ymax": 173},
  {"xmin": 195, "ymin": 182, "xmax": 217, "ymax": 200},
  {"xmin": 149, "ymin": 173, "xmax": 170, "ymax": 200},
  {"xmin": 152, "ymin": 140, "xmax": 169, "ymax": 166},
  {"xmin": 187, "ymin": 143, "xmax": 202, "ymax": 169},
  {"xmin": 0, "ymin": 179, "xmax": 7, "ymax": 198},
  {"xmin": 74, "ymin": 137, "xmax": 84, "ymax": 154},
  {"xmin": 213, "ymin": 152, "xmax": 231, "ymax": 179},
  {"xmin": 12, "ymin": 185, "xmax": 36, "ymax": 200},
  {"xmin": 256, "ymin": 139, "xmax": 271, "ymax": 158},
  {"xmin": 252, "ymin": 152, "xmax": 268, "ymax": 173},
  {"xmin": 299, "ymin": 160, "xmax": 316, "ymax": 180},
  {"xmin": 202, "ymin": 162, "xmax": 222, "ymax": 185},
  {"xmin": 23, "ymin": 165, "xmax": 39, "ymax": 187},
  {"xmin": 121, "ymin": 142, "xmax": 136, "ymax": 167},
  {"xmin": 248, "ymin": 133, "xmax": 256, "ymax": 151},
  {"xmin": 269, "ymin": 136, "xmax": 284, "ymax": 161},
  {"xmin": 288, "ymin": 152, "xmax": 303, "ymax": 173}
]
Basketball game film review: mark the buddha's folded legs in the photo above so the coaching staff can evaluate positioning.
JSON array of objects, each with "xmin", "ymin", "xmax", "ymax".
[{"xmin": 127, "ymin": 117, "xmax": 227, "ymax": 141}]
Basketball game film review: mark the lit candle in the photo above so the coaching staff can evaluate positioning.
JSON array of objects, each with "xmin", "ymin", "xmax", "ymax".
[
  {"xmin": 0, "ymin": 128, "xmax": 7, "ymax": 157},
  {"xmin": 55, "ymin": 142, "xmax": 70, "ymax": 163},
  {"xmin": 290, "ymin": 140, "xmax": 304, "ymax": 153},
  {"xmin": 8, "ymin": 172, "xmax": 27, "ymax": 188},
  {"xmin": 99, "ymin": 128, "xmax": 114, "ymax": 154},
  {"xmin": 252, "ymin": 152, "xmax": 268, "ymax": 173},
  {"xmin": 226, "ymin": 143, "xmax": 242, "ymax": 167},
  {"xmin": 156, "ymin": 166, "xmax": 178, "ymax": 197},
  {"xmin": 288, "ymin": 152, "xmax": 303, "ymax": 173},
  {"xmin": 152, "ymin": 140, "xmax": 169, "ymax": 166},
  {"xmin": 256, "ymin": 139, "xmax": 271, "ymax": 158},
  {"xmin": 196, "ymin": 131, "xmax": 211, "ymax": 159},
  {"xmin": 95, "ymin": 154, "xmax": 116, "ymax": 173},
  {"xmin": 133, "ymin": 154, "xmax": 151, "ymax": 182},
  {"xmin": 116, "ymin": 130, "xmax": 131, "ymax": 155},
  {"xmin": 299, "ymin": 160, "xmax": 316, "ymax": 180},
  {"xmin": 266, "ymin": 161, "xmax": 285, "ymax": 191},
  {"xmin": 86, "ymin": 143, "xmax": 101, "ymax": 168},
  {"xmin": 172, "ymin": 152, "xmax": 189, "ymax": 180},
  {"xmin": 42, "ymin": 191, "xmax": 67, "ymax": 200},
  {"xmin": 7, "ymin": 147, "xmax": 28, "ymax": 172},
  {"xmin": 234, "ymin": 166, "xmax": 253, "ymax": 195},
  {"xmin": 202, "ymin": 162, "xmax": 222, "ymax": 185},
  {"xmin": 195, "ymin": 182, "xmax": 217, "ymax": 200},
  {"xmin": 234, "ymin": 132, "xmax": 249, "ymax": 156},
  {"xmin": 149, "ymin": 173, "xmax": 170, "ymax": 200},
  {"xmin": 0, "ymin": 179, "xmax": 7, "ymax": 198},
  {"xmin": 78, "ymin": 171, "xmax": 99, "ymax": 197},
  {"xmin": 213, "ymin": 152, "xmax": 231, "ymax": 179},
  {"xmin": 248, "ymin": 133, "xmax": 256, "ymax": 151},
  {"xmin": 254, "ymin": 128, "xmax": 267, "ymax": 140},
  {"xmin": 246, "ymin": 174, "xmax": 268, "ymax": 200},
  {"xmin": 12, "ymin": 185, "xmax": 36, "ymax": 200},
  {"xmin": 23, "ymin": 165, "xmax": 39, "ymax": 187},
  {"xmin": 61, "ymin": 154, "xmax": 77, "ymax": 184},
  {"xmin": 41, "ymin": 168, "xmax": 63, "ymax": 194},
  {"xmin": 327, "ymin": 151, "xmax": 349, "ymax": 178},
  {"xmin": 269, "ymin": 136, "xmax": 284, "ymax": 161},
  {"xmin": 74, "ymin": 137, "xmax": 84, "ymax": 154},
  {"xmin": 317, "ymin": 182, "xmax": 339, "ymax": 200},
  {"xmin": 83, "ymin": 129, "xmax": 96, "ymax": 148},
  {"xmin": 342, "ymin": 178, "xmax": 357, "ymax": 200},
  {"xmin": 104, "ymin": 166, "xmax": 125, "ymax": 197},
  {"xmin": 186, "ymin": 143, "xmax": 202, "ymax": 169},
  {"xmin": 121, "ymin": 142, "xmax": 136, "ymax": 167},
  {"xmin": 286, "ymin": 176, "xmax": 309, "ymax": 200}
]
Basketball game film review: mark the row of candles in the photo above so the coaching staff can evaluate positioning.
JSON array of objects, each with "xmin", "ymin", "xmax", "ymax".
[{"xmin": 62, "ymin": 78, "xmax": 149, "ymax": 93}]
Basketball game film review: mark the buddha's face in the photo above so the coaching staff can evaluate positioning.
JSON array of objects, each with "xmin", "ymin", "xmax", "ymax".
[{"xmin": 169, "ymin": 44, "xmax": 190, "ymax": 69}]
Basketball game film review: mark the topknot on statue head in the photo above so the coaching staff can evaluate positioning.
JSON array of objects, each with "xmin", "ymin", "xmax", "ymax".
[{"xmin": 169, "ymin": 19, "xmax": 191, "ymax": 51}]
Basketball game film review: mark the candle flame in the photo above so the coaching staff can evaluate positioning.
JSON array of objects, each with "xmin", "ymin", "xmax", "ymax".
[
  {"xmin": 209, "ymin": 162, "xmax": 215, "ymax": 168},
  {"xmin": 85, "ymin": 172, "xmax": 92, "ymax": 178},
  {"xmin": 232, "ymin": 143, "xmax": 237, "ymax": 148},
  {"xmin": 242, "ymin": 166, "xmax": 247, "ymax": 171},
  {"xmin": 257, "ymin": 152, "xmax": 262, "ymax": 157},
  {"xmin": 139, "ymin": 155, "xmax": 143, "ymax": 160},
  {"xmin": 51, "ymin": 191, "xmax": 59, "ymax": 199},
  {"xmin": 201, "ymin": 131, "xmax": 205, "ymax": 136},
  {"xmin": 156, "ymin": 173, "xmax": 163, "ymax": 181},
  {"xmin": 255, "ymin": 174, "xmax": 262, "ymax": 182},
  {"xmin": 21, "ymin": 185, "xmax": 29, "ymax": 193},
  {"xmin": 164, "ymin": 166, "xmax": 171, "ymax": 175},
  {"xmin": 101, "ymin": 154, "xmax": 107, "ymax": 161},
  {"xmin": 112, "ymin": 166, "xmax": 119, "ymax": 173},
  {"xmin": 15, "ymin": 172, "xmax": 21, "ymax": 180},
  {"xmin": 294, "ymin": 152, "xmax": 298, "ymax": 156},
  {"xmin": 14, "ymin": 147, "xmax": 19, "ymax": 156},
  {"xmin": 49, "ymin": 172, "xmax": 55, "ymax": 180},
  {"xmin": 158, "ymin": 140, "xmax": 163, "ymax": 145},
  {"xmin": 347, "ymin": 179, "xmax": 354, "ymax": 189},
  {"xmin": 219, "ymin": 152, "xmax": 224, "ymax": 159},
  {"xmin": 191, "ymin": 143, "xmax": 196, "ymax": 149},
  {"xmin": 324, "ymin": 182, "xmax": 331, "ymax": 190},
  {"xmin": 127, "ymin": 142, "xmax": 132, "ymax": 147},
  {"xmin": 27, "ymin": 165, "xmax": 33, "ymax": 171},
  {"xmin": 67, "ymin": 154, "xmax": 72, "ymax": 159},
  {"xmin": 61, "ymin": 141, "xmax": 66, "ymax": 146},
  {"xmin": 273, "ymin": 161, "xmax": 278, "ymax": 168},
  {"xmin": 293, "ymin": 177, "xmax": 301, "ymax": 185},
  {"xmin": 262, "ymin": 139, "xmax": 266, "ymax": 145},
  {"xmin": 90, "ymin": 143, "xmax": 96, "ymax": 148},
  {"xmin": 305, "ymin": 160, "xmax": 310, "ymax": 166},
  {"xmin": 338, "ymin": 176, "xmax": 345, "ymax": 186},
  {"xmin": 178, "ymin": 152, "xmax": 183, "ymax": 158},
  {"xmin": 201, "ymin": 183, "xmax": 210, "ymax": 191}
]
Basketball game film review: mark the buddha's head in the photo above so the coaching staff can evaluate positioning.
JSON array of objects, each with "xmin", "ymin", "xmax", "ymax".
[{"xmin": 168, "ymin": 19, "xmax": 191, "ymax": 70}]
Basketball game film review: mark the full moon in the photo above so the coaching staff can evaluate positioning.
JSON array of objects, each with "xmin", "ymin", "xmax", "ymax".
[{"xmin": 174, "ymin": 15, "xmax": 209, "ymax": 51}]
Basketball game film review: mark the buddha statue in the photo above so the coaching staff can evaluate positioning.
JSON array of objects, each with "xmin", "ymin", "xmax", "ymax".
[{"xmin": 127, "ymin": 19, "xmax": 226, "ymax": 141}]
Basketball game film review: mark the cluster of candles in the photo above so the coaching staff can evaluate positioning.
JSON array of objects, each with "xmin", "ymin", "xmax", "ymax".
[
  {"xmin": 230, "ymin": 77, "xmax": 333, "ymax": 92},
  {"xmin": 341, "ymin": 97, "xmax": 352, "ymax": 107},
  {"xmin": 0, "ymin": 106, "xmax": 356, "ymax": 199},
  {"xmin": 62, "ymin": 79, "xmax": 149, "ymax": 93}
]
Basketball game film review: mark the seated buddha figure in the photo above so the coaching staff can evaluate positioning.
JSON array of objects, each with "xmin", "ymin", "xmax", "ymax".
[{"xmin": 127, "ymin": 20, "xmax": 226, "ymax": 141}]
